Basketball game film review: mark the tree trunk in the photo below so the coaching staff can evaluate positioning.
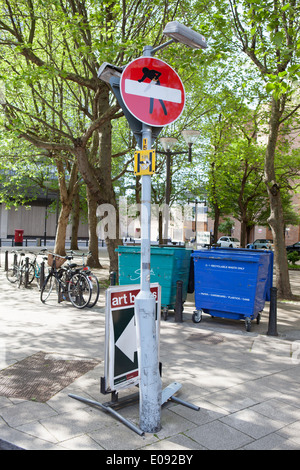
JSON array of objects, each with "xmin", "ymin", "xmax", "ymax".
[
  {"xmin": 74, "ymin": 87, "xmax": 121, "ymax": 274},
  {"xmin": 54, "ymin": 159, "xmax": 79, "ymax": 256},
  {"xmin": 55, "ymin": 202, "xmax": 72, "ymax": 255},
  {"xmin": 86, "ymin": 186, "xmax": 102, "ymax": 268},
  {"xmin": 246, "ymin": 224, "xmax": 252, "ymax": 245},
  {"xmin": 97, "ymin": 89, "xmax": 121, "ymax": 275},
  {"xmin": 264, "ymin": 98, "xmax": 292, "ymax": 299},
  {"xmin": 240, "ymin": 219, "xmax": 247, "ymax": 248},
  {"xmin": 213, "ymin": 203, "xmax": 220, "ymax": 243},
  {"xmin": 210, "ymin": 159, "xmax": 221, "ymax": 243},
  {"xmin": 71, "ymin": 184, "xmax": 80, "ymax": 250}
]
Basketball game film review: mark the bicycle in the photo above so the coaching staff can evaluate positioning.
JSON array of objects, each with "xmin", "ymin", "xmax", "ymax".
[
  {"xmin": 27, "ymin": 249, "xmax": 48, "ymax": 289},
  {"xmin": 6, "ymin": 250, "xmax": 31, "ymax": 288},
  {"xmin": 67, "ymin": 250, "xmax": 100, "ymax": 308},
  {"xmin": 40, "ymin": 252, "xmax": 92, "ymax": 309}
]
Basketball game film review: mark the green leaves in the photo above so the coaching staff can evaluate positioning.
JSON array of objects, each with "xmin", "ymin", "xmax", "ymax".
[
  {"xmin": 271, "ymin": 31, "xmax": 284, "ymax": 47},
  {"xmin": 265, "ymin": 62, "xmax": 300, "ymax": 99},
  {"xmin": 265, "ymin": 75, "xmax": 289, "ymax": 100}
]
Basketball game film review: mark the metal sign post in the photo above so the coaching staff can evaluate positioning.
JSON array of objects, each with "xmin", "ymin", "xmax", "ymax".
[
  {"xmin": 135, "ymin": 127, "xmax": 162, "ymax": 433},
  {"xmin": 119, "ymin": 45, "xmax": 186, "ymax": 434},
  {"xmin": 96, "ymin": 21, "xmax": 208, "ymax": 435}
]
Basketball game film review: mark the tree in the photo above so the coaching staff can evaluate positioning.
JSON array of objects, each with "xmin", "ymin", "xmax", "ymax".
[
  {"xmin": 0, "ymin": 142, "xmax": 52, "ymax": 208},
  {"xmin": 223, "ymin": 141, "xmax": 267, "ymax": 246},
  {"xmin": 0, "ymin": 0, "xmax": 188, "ymax": 272},
  {"xmin": 55, "ymin": 156, "xmax": 80, "ymax": 254},
  {"xmin": 197, "ymin": 0, "xmax": 300, "ymax": 298},
  {"xmin": 0, "ymin": 0, "xmax": 128, "ymax": 267},
  {"xmin": 201, "ymin": 90, "xmax": 255, "ymax": 241}
]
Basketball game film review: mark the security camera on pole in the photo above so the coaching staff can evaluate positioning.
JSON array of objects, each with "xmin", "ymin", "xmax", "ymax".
[{"xmin": 98, "ymin": 21, "xmax": 207, "ymax": 434}]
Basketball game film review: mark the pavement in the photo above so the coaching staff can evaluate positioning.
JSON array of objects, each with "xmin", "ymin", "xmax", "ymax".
[{"xmin": 0, "ymin": 248, "xmax": 300, "ymax": 451}]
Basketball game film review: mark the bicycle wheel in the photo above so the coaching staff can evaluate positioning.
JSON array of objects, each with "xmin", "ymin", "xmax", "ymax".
[
  {"xmin": 27, "ymin": 263, "xmax": 36, "ymax": 285},
  {"xmin": 85, "ymin": 272, "xmax": 100, "ymax": 308},
  {"xmin": 68, "ymin": 273, "xmax": 91, "ymax": 309},
  {"xmin": 6, "ymin": 266, "xmax": 18, "ymax": 283},
  {"xmin": 41, "ymin": 274, "xmax": 58, "ymax": 304}
]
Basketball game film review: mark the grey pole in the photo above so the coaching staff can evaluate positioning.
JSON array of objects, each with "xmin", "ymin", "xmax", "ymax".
[
  {"xmin": 267, "ymin": 286, "xmax": 278, "ymax": 336},
  {"xmin": 134, "ymin": 45, "xmax": 162, "ymax": 433},
  {"xmin": 163, "ymin": 148, "xmax": 171, "ymax": 244}
]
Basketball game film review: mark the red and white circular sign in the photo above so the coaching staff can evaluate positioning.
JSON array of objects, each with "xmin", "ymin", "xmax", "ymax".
[{"xmin": 120, "ymin": 57, "xmax": 185, "ymax": 127}]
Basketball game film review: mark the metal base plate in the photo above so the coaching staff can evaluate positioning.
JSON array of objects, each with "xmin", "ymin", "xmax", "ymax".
[
  {"xmin": 162, "ymin": 381, "xmax": 182, "ymax": 405},
  {"xmin": 69, "ymin": 381, "xmax": 199, "ymax": 436}
]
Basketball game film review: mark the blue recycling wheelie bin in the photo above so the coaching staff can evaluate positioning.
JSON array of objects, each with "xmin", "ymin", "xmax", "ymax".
[
  {"xmin": 116, "ymin": 245, "xmax": 192, "ymax": 319},
  {"xmin": 192, "ymin": 247, "xmax": 273, "ymax": 331}
]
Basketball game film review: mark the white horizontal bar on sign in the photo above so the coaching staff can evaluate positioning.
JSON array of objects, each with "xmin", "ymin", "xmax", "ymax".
[{"xmin": 124, "ymin": 79, "xmax": 182, "ymax": 103}]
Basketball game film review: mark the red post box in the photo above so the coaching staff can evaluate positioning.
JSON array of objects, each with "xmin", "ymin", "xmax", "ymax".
[{"xmin": 14, "ymin": 229, "xmax": 24, "ymax": 246}]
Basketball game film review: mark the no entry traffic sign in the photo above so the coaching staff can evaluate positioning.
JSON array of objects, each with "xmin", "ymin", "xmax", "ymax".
[{"xmin": 120, "ymin": 57, "xmax": 185, "ymax": 127}]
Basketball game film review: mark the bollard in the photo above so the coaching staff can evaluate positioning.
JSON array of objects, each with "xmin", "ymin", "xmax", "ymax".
[
  {"xmin": 174, "ymin": 280, "xmax": 183, "ymax": 323},
  {"xmin": 267, "ymin": 286, "xmax": 278, "ymax": 336},
  {"xmin": 5, "ymin": 251, "xmax": 8, "ymax": 271},
  {"xmin": 24, "ymin": 257, "xmax": 29, "ymax": 288},
  {"xmin": 40, "ymin": 262, "xmax": 45, "ymax": 289},
  {"xmin": 110, "ymin": 271, "xmax": 116, "ymax": 286}
]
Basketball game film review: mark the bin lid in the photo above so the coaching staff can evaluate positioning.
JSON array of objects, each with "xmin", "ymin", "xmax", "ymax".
[
  {"xmin": 192, "ymin": 247, "xmax": 272, "ymax": 263},
  {"xmin": 116, "ymin": 245, "xmax": 192, "ymax": 255}
]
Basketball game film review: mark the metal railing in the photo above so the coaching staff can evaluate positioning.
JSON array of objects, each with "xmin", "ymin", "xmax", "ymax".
[{"xmin": 0, "ymin": 237, "xmax": 106, "ymax": 248}]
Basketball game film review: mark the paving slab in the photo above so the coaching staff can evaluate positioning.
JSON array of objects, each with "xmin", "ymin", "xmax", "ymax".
[{"xmin": 1, "ymin": 250, "xmax": 300, "ymax": 451}]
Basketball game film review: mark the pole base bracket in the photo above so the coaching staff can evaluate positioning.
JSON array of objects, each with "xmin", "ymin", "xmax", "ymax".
[{"xmin": 69, "ymin": 382, "xmax": 199, "ymax": 436}]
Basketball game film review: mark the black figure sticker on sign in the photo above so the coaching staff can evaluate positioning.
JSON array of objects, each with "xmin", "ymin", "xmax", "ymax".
[{"xmin": 138, "ymin": 68, "xmax": 168, "ymax": 116}]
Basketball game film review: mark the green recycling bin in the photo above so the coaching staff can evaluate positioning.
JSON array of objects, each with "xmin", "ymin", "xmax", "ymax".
[{"xmin": 116, "ymin": 245, "xmax": 192, "ymax": 319}]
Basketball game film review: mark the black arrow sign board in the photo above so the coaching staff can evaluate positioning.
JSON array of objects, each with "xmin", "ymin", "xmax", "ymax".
[{"xmin": 103, "ymin": 283, "xmax": 161, "ymax": 394}]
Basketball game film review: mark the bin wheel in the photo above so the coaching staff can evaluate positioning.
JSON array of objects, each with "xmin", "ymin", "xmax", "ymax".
[
  {"xmin": 245, "ymin": 318, "xmax": 251, "ymax": 332},
  {"xmin": 163, "ymin": 307, "xmax": 168, "ymax": 321},
  {"xmin": 192, "ymin": 310, "xmax": 202, "ymax": 323},
  {"xmin": 256, "ymin": 312, "xmax": 261, "ymax": 324}
]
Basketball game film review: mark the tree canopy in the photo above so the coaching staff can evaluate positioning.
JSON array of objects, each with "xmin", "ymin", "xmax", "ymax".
[{"xmin": 1, "ymin": 0, "xmax": 300, "ymax": 295}]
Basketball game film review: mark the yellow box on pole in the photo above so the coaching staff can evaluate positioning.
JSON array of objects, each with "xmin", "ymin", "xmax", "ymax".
[{"xmin": 134, "ymin": 149, "xmax": 155, "ymax": 175}]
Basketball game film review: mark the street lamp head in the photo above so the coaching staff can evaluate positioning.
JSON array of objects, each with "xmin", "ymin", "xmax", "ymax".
[
  {"xmin": 181, "ymin": 129, "xmax": 200, "ymax": 145},
  {"xmin": 181, "ymin": 130, "xmax": 200, "ymax": 162},
  {"xmin": 159, "ymin": 137, "xmax": 178, "ymax": 151},
  {"xmin": 163, "ymin": 22, "xmax": 207, "ymax": 50},
  {"xmin": 97, "ymin": 62, "xmax": 123, "ymax": 83}
]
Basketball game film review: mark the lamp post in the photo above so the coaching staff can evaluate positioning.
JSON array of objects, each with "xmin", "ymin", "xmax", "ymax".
[
  {"xmin": 187, "ymin": 197, "xmax": 207, "ymax": 245},
  {"xmin": 98, "ymin": 21, "xmax": 207, "ymax": 434},
  {"xmin": 158, "ymin": 131, "xmax": 200, "ymax": 243},
  {"xmin": 181, "ymin": 130, "xmax": 201, "ymax": 162}
]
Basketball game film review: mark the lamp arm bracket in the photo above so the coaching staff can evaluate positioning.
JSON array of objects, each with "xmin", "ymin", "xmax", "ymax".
[{"xmin": 151, "ymin": 39, "xmax": 177, "ymax": 55}]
